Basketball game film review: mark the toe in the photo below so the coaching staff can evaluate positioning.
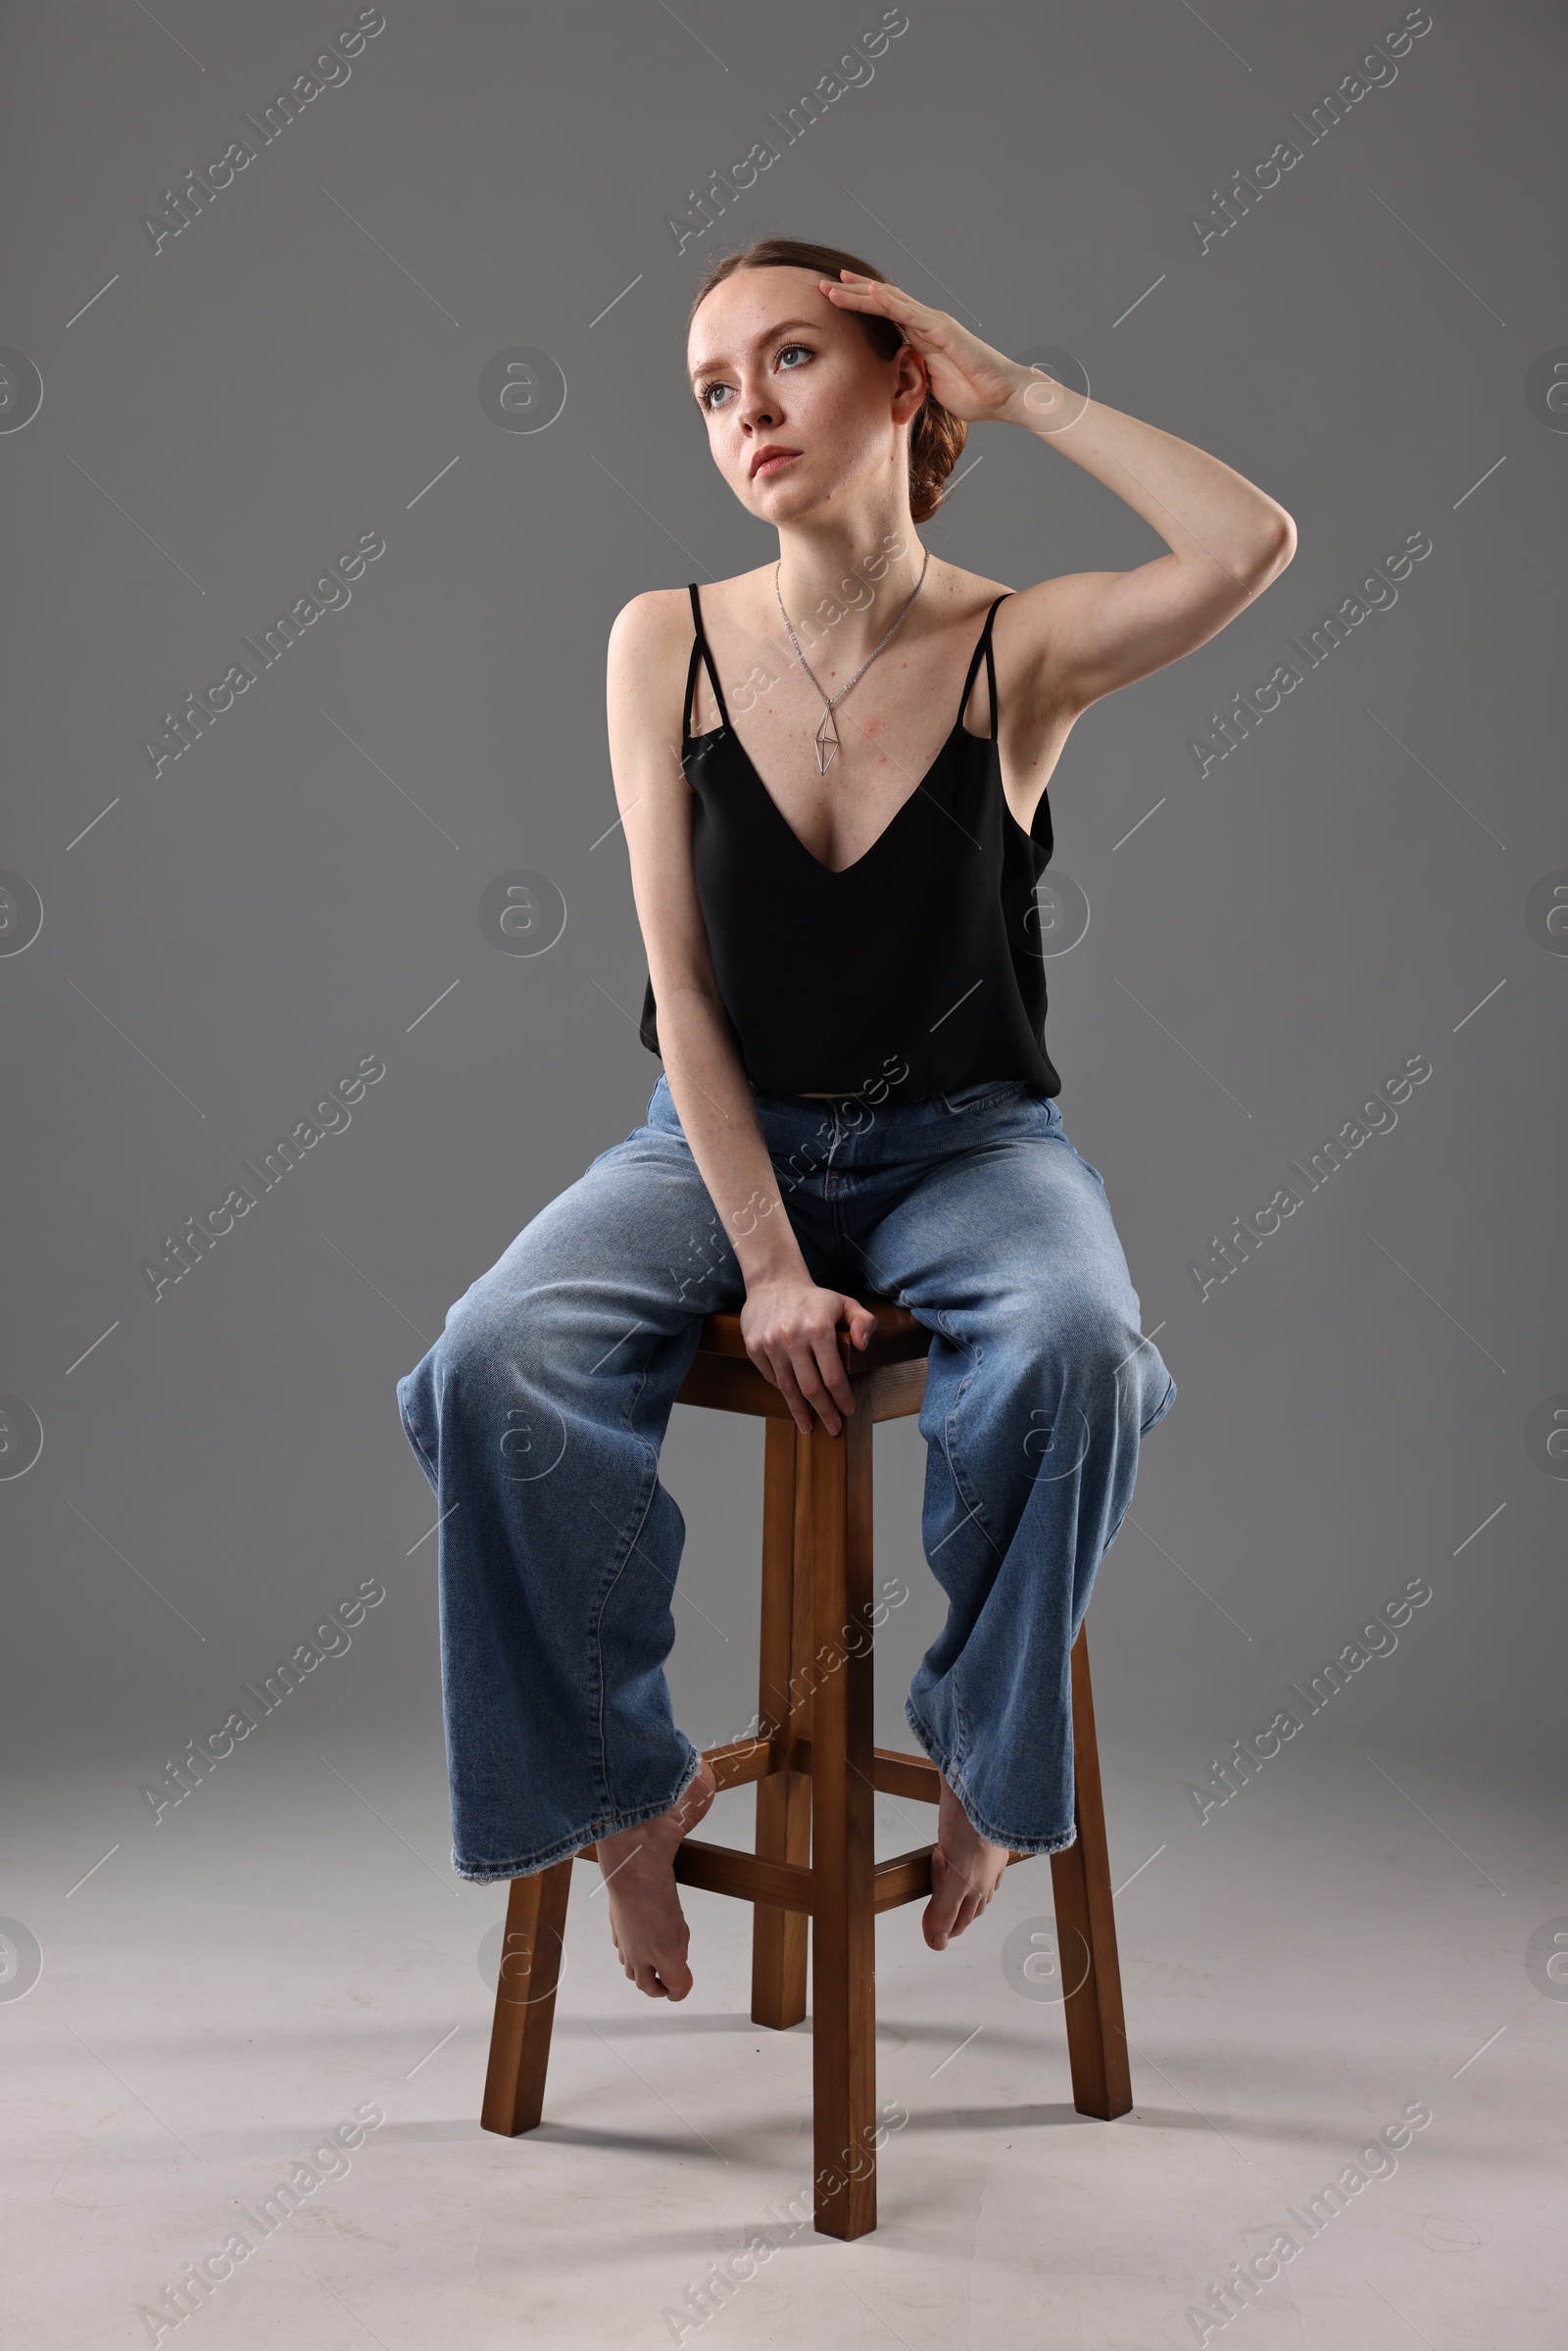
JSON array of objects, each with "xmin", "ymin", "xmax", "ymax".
[{"xmin": 921, "ymin": 1854, "xmax": 966, "ymax": 1948}]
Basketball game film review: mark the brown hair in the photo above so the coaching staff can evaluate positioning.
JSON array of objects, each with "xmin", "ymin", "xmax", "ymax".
[{"xmin": 687, "ymin": 236, "xmax": 966, "ymax": 524}]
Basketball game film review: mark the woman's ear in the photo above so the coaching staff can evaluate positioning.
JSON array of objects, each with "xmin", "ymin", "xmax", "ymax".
[{"xmin": 892, "ymin": 343, "xmax": 929, "ymax": 421}]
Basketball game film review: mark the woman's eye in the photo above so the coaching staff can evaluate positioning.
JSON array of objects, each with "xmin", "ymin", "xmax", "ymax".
[{"xmin": 699, "ymin": 344, "xmax": 810, "ymax": 410}]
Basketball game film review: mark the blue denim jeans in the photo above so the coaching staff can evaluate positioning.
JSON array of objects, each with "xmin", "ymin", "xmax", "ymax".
[{"xmin": 395, "ymin": 1073, "xmax": 1176, "ymax": 1883}]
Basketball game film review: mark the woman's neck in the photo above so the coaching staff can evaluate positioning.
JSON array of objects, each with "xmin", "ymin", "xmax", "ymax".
[{"xmin": 771, "ymin": 525, "xmax": 933, "ymax": 675}]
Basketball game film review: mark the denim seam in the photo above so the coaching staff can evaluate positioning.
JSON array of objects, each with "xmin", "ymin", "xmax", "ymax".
[
  {"xmin": 584, "ymin": 1311, "xmax": 704, "ymax": 1816},
  {"xmin": 938, "ymin": 1350, "xmax": 1007, "ymax": 1568},
  {"xmin": 950, "ymin": 1659, "xmax": 973, "ymax": 1781},
  {"xmin": 584, "ymin": 1417, "xmax": 662, "ymax": 1818},
  {"xmin": 397, "ymin": 1392, "xmax": 438, "ymax": 1486},
  {"xmin": 921, "ymin": 1305, "xmax": 1006, "ymax": 1566},
  {"xmin": 939, "ymin": 1080, "xmax": 1029, "ymax": 1117},
  {"xmin": 1139, "ymin": 1372, "xmax": 1177, "ymax": 1437}
]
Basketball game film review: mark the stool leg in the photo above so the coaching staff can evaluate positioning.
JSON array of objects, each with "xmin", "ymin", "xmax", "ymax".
[
  {"xmin": 753, "ymin": 1422, "xmax": 810, "ymax": 2030},
  {"xmin": 480, "ymin": 1856, "xmax": 574, "ymax": 2134},
  {"xmin": 1048, "ymin": 1622, "xmax": 1133, "ymax": 2119},
  {"xmin": 808, "ymin": 1399, "xmax": 878, "ymax": 2239}
]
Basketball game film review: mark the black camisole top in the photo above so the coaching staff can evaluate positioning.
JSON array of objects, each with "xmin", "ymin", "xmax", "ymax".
[{"xmin": 639, "ymin": 582, "xmax": 1062, "ymax": 1102}]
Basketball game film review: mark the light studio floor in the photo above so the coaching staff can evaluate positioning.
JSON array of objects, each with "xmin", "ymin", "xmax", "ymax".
[{"xmin": 7, "ymin": 1726, "xmax": 1562, "ymax": 2351}]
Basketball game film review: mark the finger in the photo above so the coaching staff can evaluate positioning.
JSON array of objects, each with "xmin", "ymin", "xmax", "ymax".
[
  {"xmin": 803, "ymin": 1334, "xmax": 855, "ymax": 1423},
  {"xmin": 822, "ymin": 272, "xmax": 941, "ymax": 327},
  {"xmin": 748, "ymin": 1346, "xmax": 805, "ymax": 1430},
  {"xmin": 753, "ymin": 1346, "xmax": 798, "ymax": 1423},
  {"xmin": 822, "ymin": 283, "xmax": 913, "ymax": 318},
  {"xmin": 780, "ymin": 1341, "xmax": 844, "ymax": 1434},
  {"xmin": 826, "ymin": 267, "xmax": 908, "ymax": 300},
  {"xmin": 840, "ymin": 1296, "xmax": 879, "ymax": 1350},
  {"xmin": 832, "ymin": 1298, "xmax": 878, "ymax": 1354},
  {"xmin": 765, "ymin": 1351, "xmax": 816, "ymax": 1436},
  {"xmin": 818, "ymin": 272, "xmax": 910, "ymax": 312}
]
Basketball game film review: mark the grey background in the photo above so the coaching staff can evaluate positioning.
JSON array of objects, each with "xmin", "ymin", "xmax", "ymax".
[
  {"xmin": 8, "ymin": 10, "xmax": 1567, "ymax": 2347},
  {"xmin": 4, "ymin": 0, "xmax": 1564, "ymax": 1858}
]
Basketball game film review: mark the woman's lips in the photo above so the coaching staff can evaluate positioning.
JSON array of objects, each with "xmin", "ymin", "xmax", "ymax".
[{"xmin": 753, "ymin": 451, "xmax": 801, "ymax": 478}]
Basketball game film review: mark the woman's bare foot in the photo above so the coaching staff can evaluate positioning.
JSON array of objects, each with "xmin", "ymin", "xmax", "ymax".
[
  {"xmin": 594, "ymin": 1757, "xmax": 717, "ymax": 1998},
  {"xmin": 923, "ymin": 1776, "xmax": 1011, "ymax": 1950}
]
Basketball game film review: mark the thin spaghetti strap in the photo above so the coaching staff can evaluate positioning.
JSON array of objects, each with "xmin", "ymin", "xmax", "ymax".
[
  {"xmin": 681, "ymin": 633, "xmax": 703, "ymax": 743},
  {"xmin": 983, "ymin": 592, "xmax": 1012, "ymax": 740},
  {"xmin": 684, "ymin": 582, "xmax": 731, "ymax": 738},
  {"xmin": 956, "ymin": 592, "xmax": 1013, "ymax": 739}
]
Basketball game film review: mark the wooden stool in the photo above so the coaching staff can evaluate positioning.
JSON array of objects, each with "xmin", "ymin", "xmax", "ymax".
[{"xmin": 479, "ymin": 1298, "xmax": 1132, "ymax": 2238}]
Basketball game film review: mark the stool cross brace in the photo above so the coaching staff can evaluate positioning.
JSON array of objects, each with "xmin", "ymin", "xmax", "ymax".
[{"xmin": 478, "ymin": 1300, "xmax": 1132, "ymax": 2238}]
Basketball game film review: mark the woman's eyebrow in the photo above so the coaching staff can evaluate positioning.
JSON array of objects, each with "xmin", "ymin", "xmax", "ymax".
[{"xmin": 689, "ymin": 318, "xmax": 821, "ymax": 382}]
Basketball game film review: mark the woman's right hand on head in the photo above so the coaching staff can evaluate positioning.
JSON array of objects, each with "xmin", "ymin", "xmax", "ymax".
[{"xmin": 739, "ymin": 1278, "xmax": 878, "ymax": 1436}]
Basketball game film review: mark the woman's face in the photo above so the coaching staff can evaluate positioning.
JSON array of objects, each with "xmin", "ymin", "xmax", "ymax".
[{"xmin": 687, "ymin": 265, "xmax": 925, "ymax": 522}]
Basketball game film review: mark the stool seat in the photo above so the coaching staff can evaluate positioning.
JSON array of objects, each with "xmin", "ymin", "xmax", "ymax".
[{"xmin": 479, "ymin": 1295, "xmax": 1132, "ymax": 2238}]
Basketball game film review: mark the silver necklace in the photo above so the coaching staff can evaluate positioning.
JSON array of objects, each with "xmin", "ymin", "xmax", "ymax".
[{"xmin": 773, "ymin": 546, "xmax": 931, "ymax": 776}]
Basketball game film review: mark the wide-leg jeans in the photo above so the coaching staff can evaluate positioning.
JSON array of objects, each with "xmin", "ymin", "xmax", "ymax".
[{"xmin": 395, "ymin": 1073, "xmax": 1177, "ymax": 1883}]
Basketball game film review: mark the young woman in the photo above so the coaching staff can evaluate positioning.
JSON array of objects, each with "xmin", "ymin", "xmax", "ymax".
[{"xmin": 397, "ymin": 236, "xmax": 1296, "ymax": 2001}]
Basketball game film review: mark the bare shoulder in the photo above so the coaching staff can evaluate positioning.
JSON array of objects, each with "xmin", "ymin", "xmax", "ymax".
[
  {"xmin": 605, "ymin": 586, "xmax": 698, "ymax": 751},
  {"xmin": 603, "ymin": 590, "xmax": 712, "ymax": 993},
  {"xmin": 608, "ymin": 569, "xmax": 770, "ymax": 738},
  {"xmin": 918, "ymin": 555, "xmax": 1007, "ymax": 608},
  {"xmin": 607, "ymin": 584, "xmax": 693, "ymax": 671}
]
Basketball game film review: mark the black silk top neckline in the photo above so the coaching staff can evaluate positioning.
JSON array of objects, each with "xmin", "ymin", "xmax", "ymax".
[{"xmin": 638, "ymin": 582, "xmax": 1063, "ymax": 1102}]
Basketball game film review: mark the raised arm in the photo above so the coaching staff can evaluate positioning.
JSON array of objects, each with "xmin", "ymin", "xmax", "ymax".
[
  {"xmin": 818, "ymin": 269, "xmax": 1298, "ymax": 742},
  {"xmin": 605, "ymin": 590, "xmax": 877, "ymax": 1433},
  {"xmin": 987, "ymin": 364, "xmax": 1297, "ymax": 717}
]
